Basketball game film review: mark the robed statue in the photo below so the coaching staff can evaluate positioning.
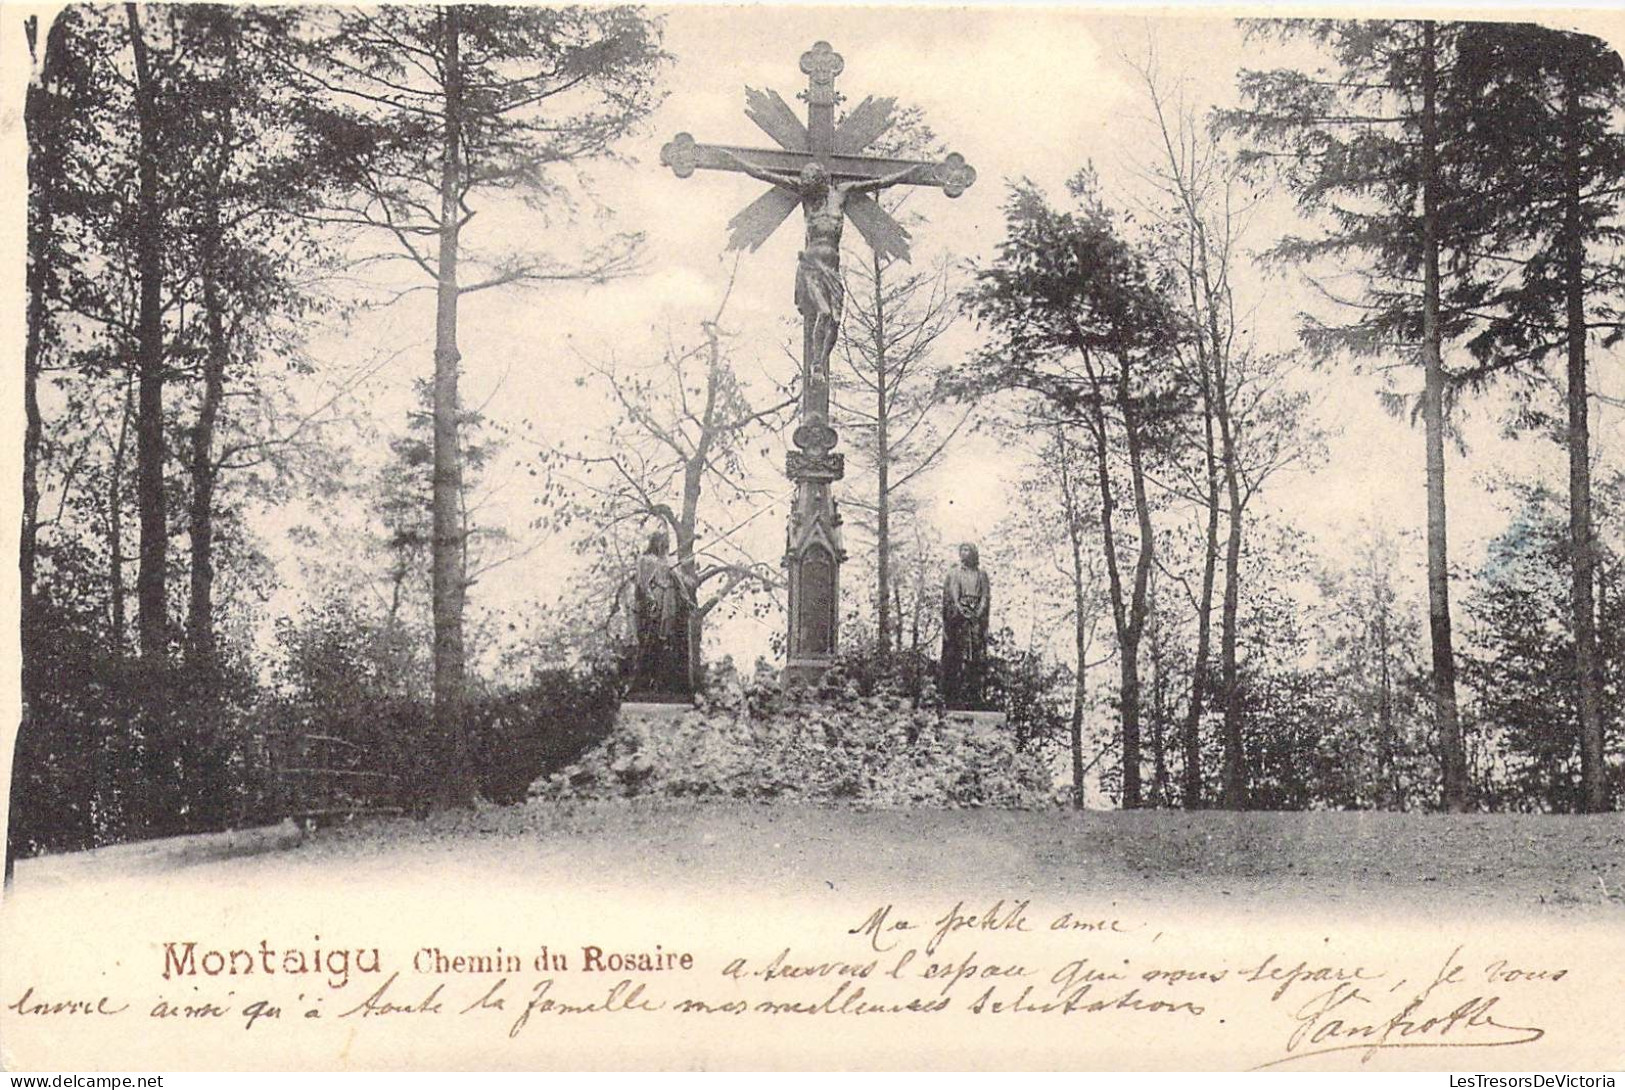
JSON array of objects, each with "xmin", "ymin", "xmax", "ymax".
[
  {"xmin": 632, "ymin": 530, "xmax": 695, "ymax": 696},
  {"xmin": 940, "ymin": 542, "xmax": 991, "ymax": 707}
]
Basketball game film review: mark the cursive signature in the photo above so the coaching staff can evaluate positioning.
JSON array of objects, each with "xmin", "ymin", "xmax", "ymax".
[{"xmin": 1255, "ymin": 947, "xmax": 1546, "ymax": 1069}]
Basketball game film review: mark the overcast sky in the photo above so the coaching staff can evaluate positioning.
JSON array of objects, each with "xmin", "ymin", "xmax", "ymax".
[
  {"xmin": 286, "ymin": 6, "xmax": 1623, "ymax": 666},
  {"xmin": 10, "ymin": 4, "xmax": 1621, "ymax": 670}
]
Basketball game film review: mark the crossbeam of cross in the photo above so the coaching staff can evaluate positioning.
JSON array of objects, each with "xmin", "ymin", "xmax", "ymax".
[
  {"xmin": 657, "ymin": 41, "xmax": 977, "ymax": 683},
  {"xmin": 659, "ymin": 40, "xmax": 976, "ymax": 262}
]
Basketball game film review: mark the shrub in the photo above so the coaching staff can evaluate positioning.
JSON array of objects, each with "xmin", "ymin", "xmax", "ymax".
[
  {"xmin": 468, "ymin": 669, "xmax": 622, "ymax": 804},
  {"xmin": 265, "ymin": 601, "xmax": 623, "ymax": 816},
  {"xmin": 833, "ymin": 637, "xmax": 937, "ymax": 700},
  {"xmin": 835, "ymin": 628, "xmax": 1071, "ymax": 758},
  {"xmin": 13, "ymin": 645, "xmax": 271, "ymax": 856}
]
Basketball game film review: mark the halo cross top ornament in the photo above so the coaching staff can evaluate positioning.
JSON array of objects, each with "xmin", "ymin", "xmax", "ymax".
[{"xmin": 661, "ymin": 40, "xmax": 977, "ymax": 684}]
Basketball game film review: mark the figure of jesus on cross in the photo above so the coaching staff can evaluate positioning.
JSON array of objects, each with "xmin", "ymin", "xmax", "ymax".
[
  {"xmin": 718, "ymin": 153, "xmax": 926, "ymax": 402},
  {"xmin": 661, "ymin": 40, "xmax": 976, "ymax": 682}
]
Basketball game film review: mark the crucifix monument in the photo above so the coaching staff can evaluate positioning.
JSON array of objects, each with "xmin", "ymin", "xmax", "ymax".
[{"xmin": 661, "ymin": 41, "xmax": 976, "ymax": 684}]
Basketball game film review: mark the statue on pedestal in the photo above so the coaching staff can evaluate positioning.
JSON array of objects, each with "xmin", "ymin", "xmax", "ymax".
[
  {"xmin": 941, "ymin": 543, "xmax": 991, "ymax": 708},
  {"xmin": 632, "ymin": 530, "xmax": 694, "ymax": 697}
]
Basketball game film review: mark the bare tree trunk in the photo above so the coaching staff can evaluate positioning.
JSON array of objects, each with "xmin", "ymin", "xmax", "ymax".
[
  {"xmin": 1205, "ymin": 243, "xmax": 1246, "ymax": 809},
  {"xmin": 1375, "ymin": 572, "xmax": 1398, "ymax": 809},
  {"xmin": 1071, "ymin": 642, "xmax": 1088, "ymax": 809},
  {"xmin": 1148, "ymin": 572, "xmax": 1170, "ymax": 808},
  {"xmin": 22, "ymin": 15, "xmax": 66, "ymax": 641},
  {"xmin": 679, "ymin": 321, "xmax": 726, "ymax": 691},
  {"xmin": 13, "ymin": 12, "xmax": 65, "ymax": 889},
  {"xmin": 1185, "ymin": 368, "xmax": 1219, "ymax": 811},
  {"xmin": 1055, "ymin": 429, "xmax": 1090, "ymax": 810},
  {"xmin": 910, "ymin": 557, "xmax": 921, "ymax": 656},
  {"xmin": 430, "ymin": 6, "xmax": 475, "ymax": 808},
  {"xmin": 873, "ymin": 251, "xmax": 892, "ymax": 660},
  {"xmin": 678, "ymin": 520, "xmax": 701, "ymax": 691},
  {"xmin": 894, "ymin": 584, "xmax": 905, "ymax": 667},
  {"xmin": 1561, "ymin": 69, "xmax": 1607, "ymax": 814},
  {"xmin": 1122, "ymin": 369, "xmax": 1156, "ymax": 811},
  {"xmin": 185, "ymin": 23, "xmax": 242, "ymax": 672},
  {"xmin": 1116, "ymin": 642, "xmax": 1143, "ymax": 809},
  {"xmin": 685, "ymin": 592, "xmax": 703, "ymax": 690},
  {"xmin": 188, "ymin": 118, "xmax": 233, "ymax": 669},
  {"xmin": 188, "ymin": 252, "xmax": 225, "ymax": 667},
  {"xmin": 127, "ymin": 3, "xmax": 168, "ymax": 660},
  {"xmin": 1420, "ymin": 21, "xmax": 1470, "ymax": 813},
  {"xmin": 109, "ymin": 379, "xmax": 135, "ymax": 652},
  {"xmin": 1089, "ymin": 372, "xmax": 1146, "ymax": 810},
  {"xmin": 1146, "ymin": 79, "xmax": 1233, "ymax": 811},
  {"xmin": 1218, "ymin": 415, "xmax": 1245, "ymax": 809},
  {"xmin": 22, "ymin": 267, "xmax": 44, "ymax": 621}
]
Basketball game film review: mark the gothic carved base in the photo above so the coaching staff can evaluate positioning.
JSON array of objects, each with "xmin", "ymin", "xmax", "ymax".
[{"xmin": 784, "ymin": 476, "xmax": 844, "ymax": 685}]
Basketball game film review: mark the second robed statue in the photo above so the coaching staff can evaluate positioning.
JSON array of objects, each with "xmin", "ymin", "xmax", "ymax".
[
  {"xmin": 941, "ymin": 542, "xmax": 991, "ymax": 708},
  {"xmin": 631, "ymin": 530, "xmax": 696, "ymax": 698}
]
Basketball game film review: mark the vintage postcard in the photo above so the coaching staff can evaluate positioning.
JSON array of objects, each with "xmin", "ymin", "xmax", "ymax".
[{"xmin": 3, "ymin": 2, "xmax": 1623, "ymax": 1073}]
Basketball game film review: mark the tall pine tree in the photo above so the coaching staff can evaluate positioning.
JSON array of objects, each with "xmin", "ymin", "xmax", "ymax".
[
  {"xmin": 1222, "ymin": 20, "xmax": 1483, "ymax": 810},
  {"xmin": 1448, "ymin": 24, "xmax": 1625, "ymax": 813},
  {"xmin": 298, "ymin": 7, "xmax": 666, "ymax": 808}
]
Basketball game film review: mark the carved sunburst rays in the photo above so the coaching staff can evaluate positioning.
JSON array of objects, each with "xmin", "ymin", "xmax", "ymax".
[
  {"xmin": 743, "ymin": 86, "xmax": 808, "ymax": 151},
  {"xmin": 659, "ymin": 43, "xmax": 977, "ymax": 261},
  {"xmin": 744, "ymin": 84, "xmax": 898, "ymax": 158},
  {"xmin": 727, "ymin": 87, "xmax": 916, "ymax": 260},
  {"xmin": 726, "ymin": 187, "xmax": 801, "ymax": 254},
  {"xmin": 833, "ymin": 95, "xmax": 896, "ymax": 156}
]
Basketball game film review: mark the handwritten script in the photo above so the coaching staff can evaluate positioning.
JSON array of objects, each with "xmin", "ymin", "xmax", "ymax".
[{"xmin": 0, "ymin": 898, "xmax": 1592, "ymax": 1069}]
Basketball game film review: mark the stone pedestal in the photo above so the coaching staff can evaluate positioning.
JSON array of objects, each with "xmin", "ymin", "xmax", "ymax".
[
  {"xmin": 619, "ymin": 701, "xmax": 695, "ymax": 722},
  {"xmin": 784, "ymin": 445, "xmax": 844, "ymax": 686}
]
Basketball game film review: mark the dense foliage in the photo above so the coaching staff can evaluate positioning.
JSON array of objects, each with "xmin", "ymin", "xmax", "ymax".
[{"xmin": 1463, "ymin": 479, "xmax": 1625, "ymax": 812}]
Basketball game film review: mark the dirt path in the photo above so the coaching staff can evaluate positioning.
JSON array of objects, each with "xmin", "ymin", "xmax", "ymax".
[{"xmin": 266, "ymin": 800, "xmax": 1625, "ymax": 919}]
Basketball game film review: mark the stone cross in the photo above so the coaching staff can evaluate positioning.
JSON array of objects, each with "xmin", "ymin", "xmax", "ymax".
[{"xmin": 660, "ymin": 41, "xmax": 976, "ymax": 683}]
